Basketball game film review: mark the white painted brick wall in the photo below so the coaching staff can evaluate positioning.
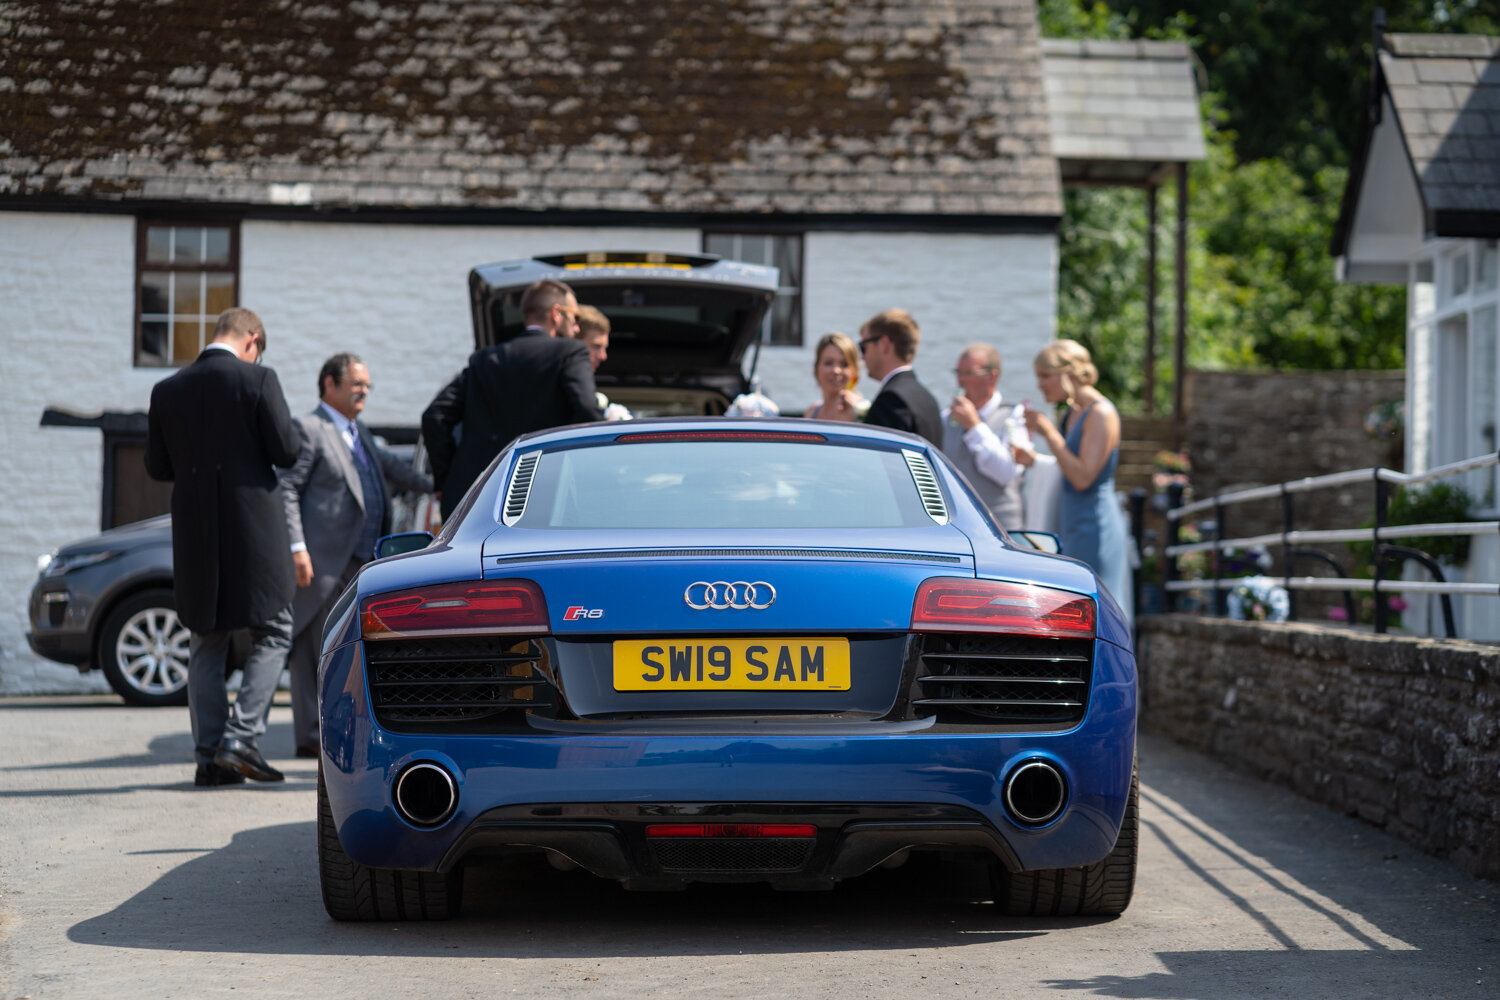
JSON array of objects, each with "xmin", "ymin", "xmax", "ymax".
[
  {"xmin": 751, "ymin": 231, "xmax": 1058, "ymax": 414},
  {"xmin": 0, "ymin": 214, "xmax": 1055, "ymax": 694},
  {"xmin": 0, "ymin": 215, "xmax": 697, "ymax": 695},
  {"xmin": 1, "ymin": 213, "xmax": 167, "ymax": 694},
  {"xmin": 241, "ymin": 221, "xmax": 702, "ymax": 433}
]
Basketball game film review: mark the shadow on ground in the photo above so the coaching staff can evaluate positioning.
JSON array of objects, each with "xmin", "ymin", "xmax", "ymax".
[{"xmin": 71, "ymin": 830, "xmax": 1055, "ymax": 957}]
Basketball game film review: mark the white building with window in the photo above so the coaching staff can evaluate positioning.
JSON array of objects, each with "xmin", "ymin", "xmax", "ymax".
[
  {"xmin": 1334, "ymin": 31, "xmax": 1500, "ymax": 638},
  {"xmin": 0, "ymin": 2, "xmax": 1205, "ymax": 692}
]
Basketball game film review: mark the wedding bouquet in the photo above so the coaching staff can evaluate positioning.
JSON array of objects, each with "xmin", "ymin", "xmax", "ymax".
[{"xmin": 1226, "ymin": 575, "xmax": 1290, "ymax": 622}]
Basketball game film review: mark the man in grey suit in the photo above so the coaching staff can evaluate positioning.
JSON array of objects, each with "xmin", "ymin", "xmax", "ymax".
[{"xmin": 281, "ymin": 353, "xmax": 433, "ymax": 757}]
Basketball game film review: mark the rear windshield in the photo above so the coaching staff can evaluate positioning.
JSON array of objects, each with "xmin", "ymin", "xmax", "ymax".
[{"xmin": 512, "ymin": 441, "xmax": 935, "ymax": 529}]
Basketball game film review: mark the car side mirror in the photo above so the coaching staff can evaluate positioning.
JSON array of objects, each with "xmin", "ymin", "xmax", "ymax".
[
  {"xmin": 1011, "ymin": 530, "xmax": 1062, "ymax": 555},
  {"xmin": 374, "ymin": 531, "xmax": 433, "ymax": 560}
]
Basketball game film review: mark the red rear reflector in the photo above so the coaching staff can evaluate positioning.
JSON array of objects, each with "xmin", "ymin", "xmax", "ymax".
[
  {"xmin": 361, "ymin": 579, "xmax": 549, "ymax": 639},
  {"xmin": 614, "ymin": 430, "xmax": 826, "ymax": 444},
  {"xmin": 646, "ymin": 824, "xmax": 816, "ymax": 839},
  {"xmin": 911, "ymin": 578, "xmax": 1096, "ymax": 638}
]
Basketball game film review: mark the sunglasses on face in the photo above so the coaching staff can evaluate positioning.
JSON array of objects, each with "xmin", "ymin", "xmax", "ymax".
[{"xmin": 858, "ymin": 336, "xmax": 881, "ymax": 353}]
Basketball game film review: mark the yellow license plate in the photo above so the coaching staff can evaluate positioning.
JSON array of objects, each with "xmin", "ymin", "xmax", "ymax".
[{"xmin": 613, "ymin": 638, "xmax": 850, "ymax": 691}]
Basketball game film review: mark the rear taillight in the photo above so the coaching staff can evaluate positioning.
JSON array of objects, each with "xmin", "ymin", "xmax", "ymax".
[
  {"xmin": 911, "ymin": 578, "xmax": 1096, "ymax": 638},
  {"xmin": 646, "ymin": 824, "xmax": 816, "ymax": 838},
  {"xmin": 360, "ymin": 579, "xmax": 549, "ymax": 639}
]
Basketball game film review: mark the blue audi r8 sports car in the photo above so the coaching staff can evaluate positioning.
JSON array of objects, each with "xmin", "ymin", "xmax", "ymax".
[{"xmin": 316, "ymin": 419, "xmax": 1138, "ymax": 921}]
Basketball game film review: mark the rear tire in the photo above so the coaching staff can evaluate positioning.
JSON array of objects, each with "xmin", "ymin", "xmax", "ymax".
[
  {"xmin": 96, "ymin": 589, "xmax": 191, "ymax": 707},
  {"xmin": 993, "ymin": 763, "xmax": 1138, "ymax": 917},
  {"xmin": 318, "ymin": 767, "xmax": 462, "ymax": 921}
]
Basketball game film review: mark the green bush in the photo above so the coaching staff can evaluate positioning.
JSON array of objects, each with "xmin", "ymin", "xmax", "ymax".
[{"xmin": 1349, "ymin": 482, "xmax": 1476, "ymax": 570}]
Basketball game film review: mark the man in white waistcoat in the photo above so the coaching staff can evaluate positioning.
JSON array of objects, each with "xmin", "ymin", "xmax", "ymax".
[{"xmin": 941, "ymin": 343, "xmax": 1029, "ymax": 530}]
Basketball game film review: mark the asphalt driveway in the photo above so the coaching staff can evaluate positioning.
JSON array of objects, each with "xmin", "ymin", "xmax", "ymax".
[{"xmin": 0, "ymin": 696, "xmax": 1496, "ymax": 999}]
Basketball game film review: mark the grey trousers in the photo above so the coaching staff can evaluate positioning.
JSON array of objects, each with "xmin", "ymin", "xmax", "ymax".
[
  {"xmin": 188, "ymin": 604, "xmax": 293, "ymax": 766},
  {"xmin": 289, "ymin": 557, "xmax": 362, "ymax": 751}
]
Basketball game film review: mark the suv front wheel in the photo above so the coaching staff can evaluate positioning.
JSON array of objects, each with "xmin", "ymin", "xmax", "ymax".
[{"xmin": 96, "ymin": 589, "xmax": 192, "ymax": 707}]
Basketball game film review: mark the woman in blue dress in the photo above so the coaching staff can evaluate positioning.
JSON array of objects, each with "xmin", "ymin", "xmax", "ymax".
[{"xmin": 1013, "ymin": 340, "xmax": 1131, "ymax": 615}]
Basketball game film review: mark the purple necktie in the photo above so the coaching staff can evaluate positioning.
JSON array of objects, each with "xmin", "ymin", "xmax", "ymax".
[{"xmin": 349, "ymin": 429, "xmax": 369, "ymax": 468}]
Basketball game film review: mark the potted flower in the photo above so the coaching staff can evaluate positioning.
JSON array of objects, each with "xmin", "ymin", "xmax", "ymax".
[{"xmin": 1151, "ymin": 450, "xmax": 1192, "ymax": 512}]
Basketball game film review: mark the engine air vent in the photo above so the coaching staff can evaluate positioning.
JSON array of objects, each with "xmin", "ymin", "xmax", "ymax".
[
  {"xmin": 902, "ymin": 450, "xmax": 949, "ymax": 524},
  {"xmin": 502, "ymin": 452, "xmax": 541, "ymax": 525},
  {"xmin": 913, "ymin": 634, "xmax": 1092, "ymax": 727},
  {"xmin": 364, "ymin": 635, "xmax": 556, "ymax": 730}
]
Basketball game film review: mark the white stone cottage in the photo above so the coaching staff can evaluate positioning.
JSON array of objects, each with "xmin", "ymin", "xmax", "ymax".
[
  {"xmin": 1334, "ymin": 31, "xmax": 1500, "ymax": 639},
  {"xmin": 0, "ymin": 1, "xmax": 1204, "ymax": 692}
]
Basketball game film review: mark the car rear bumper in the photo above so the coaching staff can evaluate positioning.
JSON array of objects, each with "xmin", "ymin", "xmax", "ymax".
[{"xmin": 321, "ymin": 640, "xmax": 1137, "ymax": 879}]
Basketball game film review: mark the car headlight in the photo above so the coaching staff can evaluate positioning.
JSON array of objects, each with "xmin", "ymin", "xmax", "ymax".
[{"xmin": 43, "ymin": 550, "xmax": 118, "ymax": 577}]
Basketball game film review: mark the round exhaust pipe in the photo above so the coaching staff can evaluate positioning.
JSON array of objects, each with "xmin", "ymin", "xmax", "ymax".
[
  {"xmin": 392, "ymin": 762, "xmax": 458, "ymax": 827},
  {"xmin": 1003, "ymin": 759, "xmax": 1067, "ymax": 826}
]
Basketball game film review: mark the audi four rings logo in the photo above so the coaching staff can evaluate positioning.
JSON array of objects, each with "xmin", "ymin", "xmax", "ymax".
[{"xmin": 684, "ymin": 581, "xmax": 777, "ymax": 610}]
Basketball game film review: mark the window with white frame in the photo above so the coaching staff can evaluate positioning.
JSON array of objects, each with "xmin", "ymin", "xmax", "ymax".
[
  {"xmin": 1435, "ymin": 315, "xmax": 1469, "ymax": 469},
  {"xmin": 1412, "ymin": 240, "xmax": 1500, "ymax": 510},
  {"xmin": 703, "ymin": 232, "xmax": 803, "ymax": 346},
  {"xmin": 135, "ymin": 220, "xmax": 240, "ymax": 366},
  {"xmin": 1472, "ymin": 305, "xmax": 1498, "ymax": 507}
]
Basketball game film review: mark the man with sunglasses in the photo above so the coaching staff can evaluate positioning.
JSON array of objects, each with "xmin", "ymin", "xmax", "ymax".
[
  {"xmin": 422, "ymin": 278, "xmax": 602, "ymax": 521},
  {"xmin": 858, "ymin": 308, "xmax": 943, "ymax": 446},
  {"xmin": 145, "ymin": 307, "xmax": 302, "ymax": 787}
]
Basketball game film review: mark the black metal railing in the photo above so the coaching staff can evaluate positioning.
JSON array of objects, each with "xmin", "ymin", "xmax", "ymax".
[{"xmin": 1136, "ymin": 452, "xmax": 1499, "ymax": 638}]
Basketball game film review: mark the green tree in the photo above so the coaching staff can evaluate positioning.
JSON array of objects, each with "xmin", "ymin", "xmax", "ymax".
[
  {"xmin": 1042, "ymin": 0, "xmax": 1417, "ymax": 413},
  {"xmin": 1111, "ymin": 1, "xmax": 1500, "ymax": 176}
]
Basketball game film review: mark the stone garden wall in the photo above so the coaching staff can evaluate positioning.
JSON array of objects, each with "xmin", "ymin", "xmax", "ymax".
[
  {"xmin": 1137, "ymin": 614, "xmax": 1500, "ymax": 881},
  {"xmin": 1180, "ymin": 368, "xmax": 1405, "ymax": 539}
]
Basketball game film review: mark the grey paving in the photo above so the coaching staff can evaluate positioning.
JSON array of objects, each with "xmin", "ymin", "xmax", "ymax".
[{"xmin": 1, "ymin": 697, "xmax": 1497, "ymax": 998}]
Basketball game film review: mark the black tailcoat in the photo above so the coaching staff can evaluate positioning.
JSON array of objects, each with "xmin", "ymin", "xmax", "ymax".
[{"xmin": 145, "ymin": 349, "xmax": 302, "ymax": 633}]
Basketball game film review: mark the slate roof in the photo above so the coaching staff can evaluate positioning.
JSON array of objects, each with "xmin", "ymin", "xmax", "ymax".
[
  {"xmin": 1040, "ymin": 38, "xmax": 1205, "ymax": 186},
  {"xmin": 0, "ymin": 0, "xmax": 1061, "ymax": 223},
  {"xmin": 1378, "ymin": 33, "xmax": 1500, "ymax": 231}
]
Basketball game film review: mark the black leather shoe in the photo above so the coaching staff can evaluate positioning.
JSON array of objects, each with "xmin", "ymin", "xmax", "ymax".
[
  {"xmin": 213, "ymin": 737, "xmax": 285, "ymax": 783},
  {"xmin": 194, "ymin": 762, "xmax": 246, "ymax": 787},
  {"xmin": 295, "ymin": 745, "xmax": 319, "ymax": 759}
]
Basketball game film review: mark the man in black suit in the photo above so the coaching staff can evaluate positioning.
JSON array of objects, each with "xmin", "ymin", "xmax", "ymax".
[
  {"xmin": 859, "ymin": 308, "xmax": 944, "ymax": 446},
  {"xmin": 422, "ymin": 278, "xmax": 602, "ymax": 521},
  {"xmin": 281, "ymin": 353, "xmax": 433, "ymax": 758},
  {"xmin": 145, "ymin": 308, "xmax": 302, "ymax": 787}
]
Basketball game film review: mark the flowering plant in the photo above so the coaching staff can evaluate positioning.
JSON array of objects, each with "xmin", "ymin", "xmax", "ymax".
[
  {"xmin": 1152, "ymin": 449, "xmax": 1192, "ymax": 491},
  {"xmin": 1227, "ymin": 576, "xmax": 1290, "ymax": 622},
  {"xmin": 1173, "ymin": 522, "xmax": 1208, "ymax": 579},
  {"xmin": 1363, "ymin": 399, "xmax": 1405, "ymax": 439},
  {"xmin": 1220, "ymin": 543, "xmax": 1273, "ymax": 577}
]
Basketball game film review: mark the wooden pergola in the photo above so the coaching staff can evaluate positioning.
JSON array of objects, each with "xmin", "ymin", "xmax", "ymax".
[{"xmin": 1042, "ymin": 39, "xmax": 1208, "ymax": 421}]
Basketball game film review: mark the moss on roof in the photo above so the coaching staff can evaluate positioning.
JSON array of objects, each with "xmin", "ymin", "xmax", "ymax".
[{"xmin": 0, "ymin": 0, "xmax": 1060, "ymax": 216}]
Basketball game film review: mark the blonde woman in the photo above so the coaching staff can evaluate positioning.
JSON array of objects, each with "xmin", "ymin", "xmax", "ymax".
[
  {"xmin": 1013, "ymin": 340, "xmax": 1130, "ymax": 609},
  {"xmin": 804, "ymin": 332, "xmax": 867, "ymax": 421}
]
